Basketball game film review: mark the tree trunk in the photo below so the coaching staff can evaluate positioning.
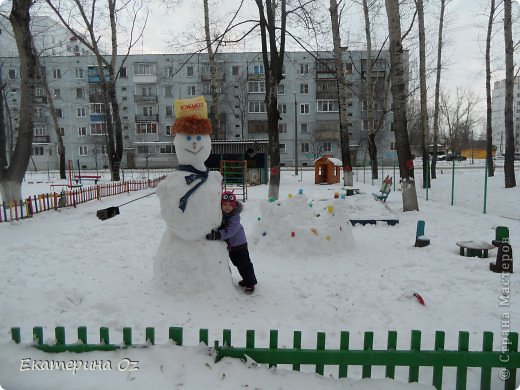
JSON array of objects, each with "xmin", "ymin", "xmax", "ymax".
[
  {"xmin": 431, "ymin": 0, "xmax": 446, "ymax": 180},
  {"xmin": 0, "ymin": 71, "xmax": 6, "ymax": 174},
  {"xmin": 1, "ymin": 0, "xmax": 37, "ymax": 202},
  {"xmin": 417, "ymin": 0, "xmax": 430, "ymax": 189},
  {"xmin": 204, "ymin": 0, "xmax": 222, "ymax": 139},
  {"xmin": 34, "ymin": 56, "xmax": 66, "ymax": 179},
  {"xmin": 503, "ymin": 0, "xmax": 516, "ymax": 188},
  {"xmin": 361, "ymin": 0, "xmax": 377, "ymax": 181},
  {"xmin": 485, "ymin": 0, "xmax": 496, "ymax": 177},
  {"xmin": 330, "ymin": 0, "xmax": 353, "ymax": 186},
  {"xmin": 385, "ymin": 0, "xmax": 419, "ymax": 211}
]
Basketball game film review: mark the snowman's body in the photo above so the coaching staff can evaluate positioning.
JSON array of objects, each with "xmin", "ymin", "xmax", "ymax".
[{"xmin": 153, "ymin": 132, "xmax": 233, "ymax": 295}]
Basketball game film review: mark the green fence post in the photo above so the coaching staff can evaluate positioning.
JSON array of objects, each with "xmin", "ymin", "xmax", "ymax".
[
  {"xmin": 223, "ymin": 329, "xmax": 232, "ymax": 347},
  {"xmin": 455, "ymin": 331, "xmax": 469, "ymax": 390},
  {"xmin": 246, "ymin": 330, "xmax": 255, "ymax": 349},
  {"xmin": 169, "ymin": 327, "xmax": 183, "ymax": 346},
  {"xmin": 386, "ymin": 331, "xmax": 397, "ymax": 379},
  {"xmin": 338, "ymin": 331, "xmax": 349, "ymax": 378},
  {"xmin": 480, "ymin": 332, "xmax": 493, "ymax": 390},
  {"xmin": 433, "ymin": 331, "xmax": 445, "ymax": 390},
  {"xmin": 78, "ymin": 326, "xmax": 87, "ymax": 345},
  {"xmin": 393, "ymin": 160, "xmax": 396, "ymax": 191},
  {"xmin": 100, "ymin": 327, "xmax": 110, "ymax": 345},
  {"xmin": 505, "ymin": 332, "xmax": 518, "ymax": 390},
  {"xmin": 123, "ymin": 327, "xmax": 132, "ymax": 346},
  {"xmin": 293, "ymin": 331, "xmax": 302, "ymax": 372},
  {"xmin": 269, "ymin": 330, "xmax": 278, "ymax": 368},
  {"xmin": 33, "ymin": 327, "xmax": 43, "ymax": 345},
  {"xmin": 55, "ymin": 327, "xmax": 66, "ymax": 345},
  {"xmin": 363, "ymin": 163, "xmax": 366, "ymax": 184},
  {"xmin": 315, "ymin": 332, "xmax": 326, "ymax": 375},
  {"xmin": 483, "ymin": 159, "xmax": 488, "ymax": 214},
  {"xmin": 11, "ymin": 327, "xmax": 21, "ymax": 344},
  {"xmin": 381, "ymin": 155, "xmax": 384, "ymax": 183},
  {"xmin": 199, "ymin": 329, "xmax": 209, "ymax": 345},
  {"xmin": 362, "ymin": 332, "xmax": 374, "ymax": 378},
  {"xmin": 409, "ymin": 330, "xmax": 421, "ymax": 383},
  {"xmin": 451, "ymin": 159, "xmax": 455, "ymax": 206},
  {"xmin": 426, "ymin": 155, "xmax": 429, "ymax": 201},
  {"xmin": 146, "ymin": 327, "xmax": 155, "ymax": 345}
]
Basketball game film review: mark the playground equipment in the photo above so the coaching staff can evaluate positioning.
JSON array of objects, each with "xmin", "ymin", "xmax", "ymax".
[
  {"xmin": 414, "ymin": 220, "xmax": 431, "ymax": 247},
  {"xmin": 373, "ymin": 175, "xmax": 392, "ymax": 202},
  {"xmin": 220, "ymin": 160, "xmax": 248, "ymax": 202}
]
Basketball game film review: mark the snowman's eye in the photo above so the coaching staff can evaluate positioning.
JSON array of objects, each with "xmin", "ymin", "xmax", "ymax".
[
  {"xmin": 196, "ymin": 135, "xmax": 202, "ymax": 141},
  {"xmin": 186, "ymin": 135, "xmax": 192, "ymax": 141}
]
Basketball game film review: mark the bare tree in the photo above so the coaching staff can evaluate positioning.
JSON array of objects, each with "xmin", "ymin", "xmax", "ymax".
[
  {"xmin": 330, "ymin": 0, "xmax": 353, "ymax": 186},
  {"xmin": 254, "ymin": 0, "xmax": 287, "ymax": 200},
  {"xmin": 431, "ymin": 0, "xmax": 449, "ymax": 179},
  {"xmin": 415, "ymin": 0, "xmax": 429, "ymax": 189},
  {"xmin": 503, "ymin": 0, "xmax": 516, "ymax": 188},
  {"xmin": 440, "ymin": 88, "xmax": 477, "ymax": 154},
  {"xmin": 45, "ymin": 0, "xmax": 148, "ymax": 181},
  {"xmin": 385, "ymin": 0, "xmax": 419, "ymax": 211},
  {"xmin": 485, "ymin": 0, "xmax": 496, "ymax": 177},
  {"xmin": 0, "ymin": 0, "xmax": 38, "ymax": 203}
]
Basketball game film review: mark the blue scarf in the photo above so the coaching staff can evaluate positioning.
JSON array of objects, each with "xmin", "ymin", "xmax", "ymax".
[{"xmin": 177, "ymin": 164, "xmax": 209, "ymax": 212}]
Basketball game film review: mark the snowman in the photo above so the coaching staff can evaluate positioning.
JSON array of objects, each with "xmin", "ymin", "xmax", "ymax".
[{"xmin": 153, "ymin": 96, "xmax": 233, "ymax": 296}]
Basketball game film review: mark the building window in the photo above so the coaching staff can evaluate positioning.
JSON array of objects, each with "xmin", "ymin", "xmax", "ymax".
[
  {"xmin": 278, "ymin": 84, "xmax": 285, "ymax": 95},
  {"xmin": 300, "ymin": 103, "xmax": 310, "ymax": 114},
  {"xmin": 248, "ymin": 81, "xmax": 265, "ymax": 93},
  {"xmin": 165, "ymin": 85, "xmax": 173, "ymax": 97},
  {"xmin": 133, "ymin": 63, "xmax": 156, "ymax": 75},
  {"xmin": 79, "ymin": 146, "xmax": 88, "ymax": 156},
  {"xmin": 301, "ymin": 143, "xmax": 310, "ymax": 153},
  {"xmin": 317, "ymin": 100, "xmax": 339, "ymax": 112},
  {"xmin": 299, "ymin": 64, "xmax": 309, "ymax": 74},
  {"xmin": 165, "ymin": 106, "xmax": 173, "ymax": 116},
  {"xmin": 76, "ymin": 88, "xmax": 84, "ymax": 98},
  {"xmin": 142, "ymin": 106, "xmax": 154, "ymax": 116},
  {"xmin": 32, "ymin": 146, "xmax": 45, "ymax": 156},
  {"xmin": 54, "ymin": 108, "xmax": 63, "ymax": 118},
  {"xmin": 35, "ymin": 88, "xmax": 45, "ymax": 97},
  {"xmin": 78, "ymin": 126, "xmax": 87, "ymax": 136},
  {"xmin": 300, "ymin": 123, "xmax": 308, "ymax": 134},
  {"xmin": 187, "ymin": 66, "xmax": 194, "ymax": 77},
  {"xmin": 137, "ymin": 145, "xmax": 155, "ymax": 154},
  {"xmin": 300, "ymin": 83, "xmax": 309, "ymax": 94},
  {"xmin": 253, "ymin": 64, "xmax": 264, "ymax": 74},
  {"xmin": 278, "ymin": 103, "xmax": 287, "ymax": 114},
  {"xmin": 279, "ymin": 143, "xmax": 286, "ymax": 153},
  {"xmin": 77, "ymin": 107, "xmax": 86, "ymax": 117},
  {"xmin": 345, "ymin": 63, "xmax": 353, "ymax": 74},
  {"xmin": 187, "ymin": 85, "xmax": 196, "ymax": 96},
  {"xmin": 90, "ymin": 103, "xmax": 105, "ymax": 114},
  {"xmin": 90, "ymin": 123, "xmax": 107, "ymax": 135},
  {"xmin": 59, "ymin": 127, "xmax": 65, "ymax": 136},
  {"xmin": 52, "ymin": 69, "xmax": 61, "ymax": 79},
  {"xmin": 136, "ymin": 122, "xmax": 158, "ymax": 134},
  {"xmin": 232, "ymin": 66, "xmax": 240, "ymax": 76},
  {"xmin": 278, "ymin": 123, "xmax": 287, "ymax": 134},
  {"xmin": 160, "ymin": 144, "xmax": 175, "ymax": 154},
  {"xmin": 8, "ymin": 69, "xmax": 17, "ymax": 79},
  {"xmin": 165, "ymin": 125, "xmax": 172, "ymax": 135},
  {"xmin": 53, "ymin": 89, "xmax": 61, "ymax": 99},
  {"xmin": 34, "ymin": 125, "xmax": 47, "ymax": 136},
  {"xmin": 75, "ymin": 68, "xmax": 84, "ymax": 79},
  {"xmin": 323, "ymin": 142, "xmax": 332, "ymax": 152},
  {"xmin": 120, "ymin": 67, "xmax": 127, "ymax": 78},
  {"xmin": 248, "ymin": 101, "xmax": 266, "ymax": 113}
]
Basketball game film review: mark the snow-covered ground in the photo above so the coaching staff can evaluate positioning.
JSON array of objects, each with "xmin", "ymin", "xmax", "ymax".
[{"xmin": 0, "ymin": 167, "xmax": 518, "ymax": 389}]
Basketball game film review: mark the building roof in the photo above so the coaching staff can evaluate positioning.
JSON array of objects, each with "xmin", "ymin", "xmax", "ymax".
[{"xmin": 316, "ymin": 156, "xmax": 342, "ymax": 166}]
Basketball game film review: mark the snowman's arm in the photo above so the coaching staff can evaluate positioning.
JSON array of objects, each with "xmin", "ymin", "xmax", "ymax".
[{"xmin": 219, "ymin": 215, "xmax": 242, "ymax": 240}]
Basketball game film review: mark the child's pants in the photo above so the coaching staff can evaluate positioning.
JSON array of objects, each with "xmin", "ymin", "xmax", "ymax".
[{"xmin": 229, "ymin": 244, "xmax": 257, "ymax": 287}]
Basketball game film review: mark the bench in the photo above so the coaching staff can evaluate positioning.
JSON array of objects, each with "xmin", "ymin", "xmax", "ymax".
[
  {"xmin": 343, "ymin": 187, "xmax": 361, "ymax": 196},
  {"xmin": 492, "ymin": 226, "xmax": 509, "ymax": 247},
  {"xmin": 456, "ymin": 240, "xmax": 494, "ymax": 258},
  {"xmin": 74, "ymin": 175, "xmax": 101, "ymax": 184},
  {"xmin": 372, "ymin": 175, "xmax": 392, "ymax": 202}
]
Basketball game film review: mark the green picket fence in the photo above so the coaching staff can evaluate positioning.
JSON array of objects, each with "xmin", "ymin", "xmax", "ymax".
[{"xmin": 10, "ymin": 327, "xmax": 519, "ymax": 390}]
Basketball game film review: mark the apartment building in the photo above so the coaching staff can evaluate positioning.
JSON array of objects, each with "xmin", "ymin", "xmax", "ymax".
[
  {"xmin": 1, "ymin": 50, "xmax": 402, "ymax": 171},
  {"xmin": 492, "ymin": 77, "xmax": 520, "ymax": 156}
]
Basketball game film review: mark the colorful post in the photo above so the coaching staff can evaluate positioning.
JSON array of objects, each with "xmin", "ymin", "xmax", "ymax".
[
  {"xmin": 451, "ymin": 159, "xmax": 455, "ymax": 206},
  {"xmin": 483, "ymin": 158, "xmax": 488, "ymax": 214}
]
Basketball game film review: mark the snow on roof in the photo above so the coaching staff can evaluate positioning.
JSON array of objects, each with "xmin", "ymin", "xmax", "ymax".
[{"xmin": 315, "ymin": 156, "xmax": 343, "ymax": 166}]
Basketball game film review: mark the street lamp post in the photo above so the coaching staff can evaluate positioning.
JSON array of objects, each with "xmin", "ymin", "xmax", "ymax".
[{"xmin": 294, "ymin": 93, "xmax": 298, "ymax": 175}]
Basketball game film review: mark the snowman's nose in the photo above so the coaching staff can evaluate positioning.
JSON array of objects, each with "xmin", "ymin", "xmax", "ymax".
[{"xmin": 192, "ymin": 142, "xmax": 197, "ymax": 148}]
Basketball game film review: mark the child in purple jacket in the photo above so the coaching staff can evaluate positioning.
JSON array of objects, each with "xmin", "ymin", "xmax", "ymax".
[{"xmin": 206, "ymin": 191, "xmax": 258, "ymax": 294}]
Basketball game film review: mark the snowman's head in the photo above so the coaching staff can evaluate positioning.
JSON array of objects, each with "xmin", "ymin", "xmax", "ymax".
[{"xmin": 174, "ymin": 132, "xmax": 212, "ymax": 166}]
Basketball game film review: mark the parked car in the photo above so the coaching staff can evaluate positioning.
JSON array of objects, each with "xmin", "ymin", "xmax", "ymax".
[
  {"xmin": 437, "ymin": 154, "xmax": 447, "ymax": 161},
  {"xmin": 446, "ymin": 154, "xmax": 466, "ymax": 162}
]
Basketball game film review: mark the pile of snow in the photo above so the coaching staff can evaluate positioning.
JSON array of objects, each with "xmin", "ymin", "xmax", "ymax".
[{"xmin": 251, "ymin": 192, "xmax": 354, "ymax": 256}]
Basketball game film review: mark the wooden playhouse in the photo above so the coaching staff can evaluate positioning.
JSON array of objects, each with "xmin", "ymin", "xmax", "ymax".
[{"xmin": 314, "ymin": 155, "xmax": 342, "ymax": 184}]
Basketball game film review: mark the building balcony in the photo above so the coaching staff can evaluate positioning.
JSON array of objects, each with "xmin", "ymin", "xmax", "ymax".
[
  {"xmin": 202, "ymin": 73, "xmax": 225, "ymax": 81},
  {"xmin": 33, "ymin": 135, "xmax": 50, "ymax": 143},
  {"xmin": 133, "ymin": 74, "xmax": 157, "ymax": 84},
  {"xmin": 315, "ymin": 130, "xmax": 340, "ymax": 141},
  {"xmin": 135, "ymin": 114, "xmax": 159, "ymax": 122},
  {"xmin": 134, "ymin": 133, "xmax": 160, "ymax": 142},
  {"xmin": 316, "ymin": 91, "xmax": 338, "ymax": 100},
  {"xmin": 34, "ymin": 96, "xmax": 48, "ymax": 104},
  {"xmin": 134, "ymin": 95, "xmax": 158, "ymax": 103},
  {"xmin": 90, "ymin": 114, "xmax": 109, "ymax": 122},
  {"xmin": 248, "ymin": 120, "xmax": 269, "ymax": 134}
]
